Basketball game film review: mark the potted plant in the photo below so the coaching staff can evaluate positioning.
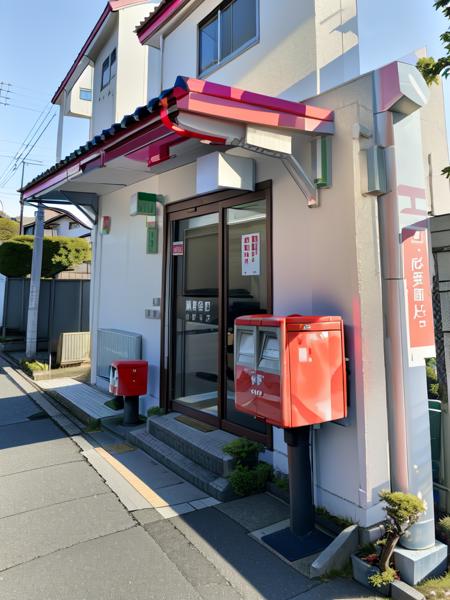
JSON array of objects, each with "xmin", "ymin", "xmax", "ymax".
[{"xmin": 352, "ymin": 490, "xmax": 425, "ymax": 596}]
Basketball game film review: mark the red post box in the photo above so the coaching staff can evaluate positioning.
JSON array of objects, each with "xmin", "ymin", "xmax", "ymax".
[
  {"xmin": 234, "ymin": 314, "xmax": 347, "ymax": 427},
  {"xmin": 109, "ymin": 360, "xmax": 148, "ymax": 398}
]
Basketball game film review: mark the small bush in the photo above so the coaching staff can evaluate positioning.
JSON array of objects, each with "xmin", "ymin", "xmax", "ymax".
[
  {"xmin": 368, "ymin": 567, "xmax": 397, "ymax": 589},
  {"xmin": 228, "ymin": 462, "xmax": 273, "ymax": 496},
  {"xmin": 223, "ymin": 438, "xmax": 264, "ymax": 467},
  {"xmin": 437, "ymin": 515, "xmax": 450, "ymax": 545},
  {"xmin": 315, "ymin": 506, "xmax": 354, "ymax": 529},
  {"xmin": 20, "ymin": 359, "xmax": 48, "ymax": 374},
  {"xmin": 147, "ymin": 406, "xmax": 165, "ymax": 417}
]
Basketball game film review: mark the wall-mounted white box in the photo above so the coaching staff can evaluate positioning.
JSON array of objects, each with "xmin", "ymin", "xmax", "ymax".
[{"xmin": 196, "ymin": 152, "xmax": 255, "ymax": 195}]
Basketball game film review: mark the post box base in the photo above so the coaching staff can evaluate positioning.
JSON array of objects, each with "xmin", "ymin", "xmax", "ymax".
[
  {"xmin": 123, "ymin": 396, "xmax": 140, "ymax": 425},
  {"xmin": 261, "ymin": 527, "xmax": 332, "ymax": 562}
]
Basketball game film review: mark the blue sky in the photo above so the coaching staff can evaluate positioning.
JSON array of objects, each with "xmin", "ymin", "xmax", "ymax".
[{"xmin": 0, "ymin": 0, "xmax": 448, "ymax": 218}]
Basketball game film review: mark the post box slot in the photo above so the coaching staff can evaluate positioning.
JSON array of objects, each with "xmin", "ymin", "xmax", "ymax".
[
  {"xmin": 236, "ymin": 327, "xmax": 256, "ymax": 367},
  {"xmin": 258, "ymin": 329, "xmax": 280, "ymax": 373},
  {"xmin": 109, "ymin": 366, "xmax": 118, "ymax": 390}
]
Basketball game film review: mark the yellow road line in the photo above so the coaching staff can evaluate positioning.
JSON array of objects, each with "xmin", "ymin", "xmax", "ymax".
[{"xmin": 95, "ymin": 446, "xmax": 169, "ymax": 508}]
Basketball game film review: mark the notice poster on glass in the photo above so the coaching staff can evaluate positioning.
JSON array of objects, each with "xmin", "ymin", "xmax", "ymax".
[{"xmin": 241, "ymin": 232, "xmax": 260, "ymax": 276}]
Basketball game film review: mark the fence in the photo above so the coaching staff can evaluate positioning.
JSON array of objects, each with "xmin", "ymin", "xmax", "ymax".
[{"xmin": 1, "ymin": 277, "xmax": 90, "ymax": 351}]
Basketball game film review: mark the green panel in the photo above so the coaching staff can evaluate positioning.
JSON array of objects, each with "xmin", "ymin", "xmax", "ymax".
[{"xmin": 146, "ymin": 227, "xmax": 158, "ymax": 254}]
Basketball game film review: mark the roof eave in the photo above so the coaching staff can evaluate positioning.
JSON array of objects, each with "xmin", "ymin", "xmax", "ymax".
[{"xmin": 137, "ymin": 0, "xmax": 189, "ymax": 46}]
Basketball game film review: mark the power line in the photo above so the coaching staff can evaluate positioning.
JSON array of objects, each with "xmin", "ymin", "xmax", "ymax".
[{"xmin": 0, "ymin": 103, "xmax": 56, "ymax": 187}]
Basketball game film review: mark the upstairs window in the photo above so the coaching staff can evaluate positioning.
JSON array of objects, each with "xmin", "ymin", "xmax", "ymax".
[
  {"xmin": 101, "ymin": 56, "xmax": 110, "ymax": 90},
  {"xmin": 79, "ymin": 88, "xmax": 92, "ymax": 101},
  {"xmin": 100, "ymin": 49, "xmax": 117, "ymax": 90},
  {"xmin": 198, "ymin": 0, "xmax": 258, "ymax": 76}
]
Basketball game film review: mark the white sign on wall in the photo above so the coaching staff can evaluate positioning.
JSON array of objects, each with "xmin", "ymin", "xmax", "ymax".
[{"xmin": 241, "ymin": 233, "xmax": 260, "ymax": 276}]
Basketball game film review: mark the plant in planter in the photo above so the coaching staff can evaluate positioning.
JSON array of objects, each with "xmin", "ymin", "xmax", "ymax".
[
  {"xmin": 353, "ymin": 491, "xmax": 425, "ymax": 593},
  {"xmin": 223, "ymin": 438, "xmax": 272, "ymax": 496},
  {"xmin": 223, "ymin": 438, "xmax": 264, "ymax": 468}
]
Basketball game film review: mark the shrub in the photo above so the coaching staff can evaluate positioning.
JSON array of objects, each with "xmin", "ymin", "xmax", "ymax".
[
  {"xmin": 377, "ymin": 490, "xmax": 425, "ymax": 572},
  {"xmin": 228, "ymin": 462, "xmax": 273, "ymax": 496},
  {"xmin": 0, "ymin": 218, "xmax": 19, "ymax": 242},
  {"xmin": 0, "ymin": 235, "xmax": 91, "ymax": 278},
  {"xmin": 223, "ymin": 438, "xmax": 264, "ymax": 467},
  {"xmin": 148, "ymin": 406, "xmax": 165, "ymax": 417},
  {"xmin": 368, "ymin": 567, "xmax": 397, "ymax": 589},
  {"xmin": 437, "ymin": 515, "xmax": 450, "ymax": 545}
]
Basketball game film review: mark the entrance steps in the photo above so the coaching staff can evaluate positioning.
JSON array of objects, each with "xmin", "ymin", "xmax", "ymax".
[{"xmin": 127, "ymin": 413, "xmax": 239, "ymax": 501}]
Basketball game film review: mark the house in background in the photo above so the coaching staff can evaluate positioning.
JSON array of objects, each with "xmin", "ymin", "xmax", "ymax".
[{"xmin": 21, "ymin": 0, "xmax": 450, "ymax": 568}]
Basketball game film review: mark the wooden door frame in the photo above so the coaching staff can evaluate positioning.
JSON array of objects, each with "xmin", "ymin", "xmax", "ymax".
[{"xmin": 160, "ymin": 181, "xmax": 273, "ymax": 447}]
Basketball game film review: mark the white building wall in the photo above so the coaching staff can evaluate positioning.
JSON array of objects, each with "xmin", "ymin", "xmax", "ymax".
[
  {"xmin": 160, "ymin": 0, "xmax": 359, "ymax": 101},
  {"xmin": 115, "ymin": 5, "xmax": 154, "ymax": 121},
  {"xmin": 54, "ymin": 216, "xmax": 91, "ymax": 238},
  {"xmin": 91, "ymin": 25, "xmax": 119, "ymax": 136},
  {"xmin": 67, "ymin": 66, "xmax": 93, "ymax": 118},
  {"xmin": 93, "ymin": 74, "xmax": 390, "ymax": 525}
]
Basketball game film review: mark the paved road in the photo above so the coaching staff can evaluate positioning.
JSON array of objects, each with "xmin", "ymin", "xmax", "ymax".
[{"xmin": 0, "ymin": 359, "xmax": 381, "ymax": 600}]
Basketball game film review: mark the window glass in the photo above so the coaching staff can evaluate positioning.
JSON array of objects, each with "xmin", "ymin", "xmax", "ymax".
[
  {"xmin": 232, "ymin": 0, "xmax": 257, "ymax": 52},
  {"xmin": 220, "ymin": 3, "xmax": 233, "ymax": 59},
  {"xmin": 101, "ymin": 56, "xmax": 110, "ymax": 90},
  {"xmin": 110, "ymin": 49, "xmax": 117, "ymax": 79},
  {"xmin": 199, "ymin": 16, "xmax": 218, "ymax": 74},
  {"xmin": 79, "ymin": 88, "xmax": 92, "ymax": 101}
]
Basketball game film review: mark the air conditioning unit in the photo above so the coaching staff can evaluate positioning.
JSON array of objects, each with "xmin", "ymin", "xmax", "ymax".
[
  {"xmin": 57, "ymin": 332, "xmax": 91, "ymax": 367},
  {"xmin": 97, "ymin": 329, "xmax": 142, "ymax": 378}
]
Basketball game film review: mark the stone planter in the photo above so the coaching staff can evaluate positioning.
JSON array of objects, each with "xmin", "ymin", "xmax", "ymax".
[{"xmin": 351, "ymin": 554, "xmax": 391, "ymax": 597}]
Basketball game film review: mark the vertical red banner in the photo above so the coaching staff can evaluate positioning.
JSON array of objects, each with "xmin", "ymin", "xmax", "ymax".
[{"xmin": 402, "ymin": 227, "xmax": 434, "ymax": 349}]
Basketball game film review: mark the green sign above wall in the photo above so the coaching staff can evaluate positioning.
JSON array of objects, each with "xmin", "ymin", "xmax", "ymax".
[{"xmin": 130, "ymin": 192, "xmax": 164, "ymax": 216}]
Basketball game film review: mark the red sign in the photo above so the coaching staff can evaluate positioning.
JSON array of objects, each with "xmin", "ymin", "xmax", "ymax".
[
  {"xmin": 172, "ymin": 241, "xmax": 184, "ymax": 256},
  {"xmin": 399, "ymin": 185, "xmax": 435, "ymax": 355},
  {"xmin": 403, "ymin": 228, "xmax": 434, "ymax": 349}
]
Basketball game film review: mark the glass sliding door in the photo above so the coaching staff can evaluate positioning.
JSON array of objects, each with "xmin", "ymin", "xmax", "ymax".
[
  {"xmin": 224, "ymin": 199, "xmax": 268, "ymax": 433},
  {"xmin": 171, "ymin": 212, "xmax": 220, "ymax": 419},
  {"xmin": 165, "ymin": 183, "xmax": 272, "ymax": 442}
]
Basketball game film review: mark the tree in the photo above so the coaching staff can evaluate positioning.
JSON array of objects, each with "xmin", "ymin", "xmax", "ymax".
[
  {"xmin": 0, "ymin": 217, "xmax": 19, "ymax": 242},
  {"xmin": 417, "ymin": 0, "xmax": 450, "ymax": 177},
  {"xmin": 0, "ymin": 235, "xmax": 91, "ymax": 278}
]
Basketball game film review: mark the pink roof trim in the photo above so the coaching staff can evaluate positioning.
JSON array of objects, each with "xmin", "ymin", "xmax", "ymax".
[
  {"xmin": 24, "ymin": 76, "xmax": 334, "ymax": 200},
  {"xmin": 137, "ymin": 0, "xmax": 187, "ymax": 44},
  {"xmin": 52, "ymin": 0, "xmax": 148, "ymax": 104}
]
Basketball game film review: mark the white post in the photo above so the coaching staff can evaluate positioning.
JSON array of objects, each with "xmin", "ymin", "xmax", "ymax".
[
  {"xmin": 25, "ymin": 204, "xmax": 44, "ymax": 359},
  {"xmin": 56, "ymin": 100, "xmax": 65, "ymax": 163}
]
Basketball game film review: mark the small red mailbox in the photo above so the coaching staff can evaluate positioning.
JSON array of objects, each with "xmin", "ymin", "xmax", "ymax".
[
  {"xmin": 234, "ymin": 315, "xmax": 347, "ymax": 428},
  {"xmin": 109, "ymin": 360, "xmax": 148, "ymax": 397}
]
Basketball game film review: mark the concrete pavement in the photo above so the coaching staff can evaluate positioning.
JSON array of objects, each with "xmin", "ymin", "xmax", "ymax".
[{"xmin": 0, "ymin": 357, "xmax": 383, "ymax": 599}]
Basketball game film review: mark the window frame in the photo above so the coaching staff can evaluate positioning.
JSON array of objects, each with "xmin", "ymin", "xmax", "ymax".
[
  {"xmin": 100, "ymin": 48, "xmax": 117, "ymax": 91},
  {"xmin": 198, "ymin": 0, "xmax": 260, "ymax": 78}
]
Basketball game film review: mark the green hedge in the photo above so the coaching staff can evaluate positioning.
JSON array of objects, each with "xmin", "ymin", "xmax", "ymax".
[
  {"xmin": 0, "ymin": 218, "xmax": 19, "ymax": 241},
  {"xmin": 0, "ymin": 235, "xmax": 91, "ymax": 278}
]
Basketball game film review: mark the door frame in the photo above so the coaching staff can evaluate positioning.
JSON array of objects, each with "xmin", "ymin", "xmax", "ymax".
[{"xmin": 160, "ymin": 180, "xmax": 273, "ymax": 446}]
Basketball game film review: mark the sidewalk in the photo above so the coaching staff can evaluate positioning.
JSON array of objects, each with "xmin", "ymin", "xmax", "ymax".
[{"xmin": 0, "ymin": 357, "xmax": 383, "ymax": 600}]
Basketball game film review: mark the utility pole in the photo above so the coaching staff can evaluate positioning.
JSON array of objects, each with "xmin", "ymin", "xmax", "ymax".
[
  {"xmin": 25, "ymin": 203, "xmax": 44, "ymax": 359},
  {"xmin": 18, "ymin": 160, "xmax": 43, "ymax": 234}
]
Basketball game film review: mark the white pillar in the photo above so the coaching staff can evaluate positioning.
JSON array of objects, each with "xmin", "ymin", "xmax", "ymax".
[
  {"xmin": 56, "ymin": 100, "xmax": 65, "ymax": 163},
  {"xmin": 25, "ymin": 204, "xmax": 44, "ymax": 359},
  {"xmin": 376, "ymin": 87, "xmax": 435, "ymax": 549}
]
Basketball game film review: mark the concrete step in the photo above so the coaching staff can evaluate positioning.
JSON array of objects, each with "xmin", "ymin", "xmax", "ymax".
[
  {"xmin": 128, "ymin": 427, "xmax": 235, "ymax": 502},
  {"xmin": 147, "ymin": 413, "xmax": 238, "ymax": 477}
]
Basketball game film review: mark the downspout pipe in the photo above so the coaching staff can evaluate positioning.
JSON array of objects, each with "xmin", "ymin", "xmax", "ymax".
[{"xmin": 373, "ymin": 62, "xmax": 435, "ymax": 550}]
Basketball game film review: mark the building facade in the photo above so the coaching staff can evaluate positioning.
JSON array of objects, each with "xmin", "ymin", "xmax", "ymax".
[{"xmin": 22, "ymin": 0, "xmax": 449, "ymax": 537}]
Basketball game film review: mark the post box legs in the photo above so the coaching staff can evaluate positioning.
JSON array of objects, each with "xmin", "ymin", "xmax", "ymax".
[
  {"xmin": 123, "ymin": 396, "xmax": 139, "ymax": 425},
  {"xmin": 284, "ymin": 426, "xmax": 314, "ymax": 537}
]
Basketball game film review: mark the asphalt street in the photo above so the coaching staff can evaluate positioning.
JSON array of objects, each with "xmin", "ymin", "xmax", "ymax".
[{"xmin": 0, "ymin": 358, "xmax": 382, "ymax": 600}]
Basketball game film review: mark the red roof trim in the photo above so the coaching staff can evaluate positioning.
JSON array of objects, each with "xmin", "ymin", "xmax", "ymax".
[
  {"xmin": 24, "ymin": 76, "xmax": 334, "ymax": 200},
  {"xmin": 137, "ymin": 0, "xmax": 187, "ymax": 44},
  {"xmin": 52, "ymin": 0, "xmax": 149, "ymax": 104}
]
